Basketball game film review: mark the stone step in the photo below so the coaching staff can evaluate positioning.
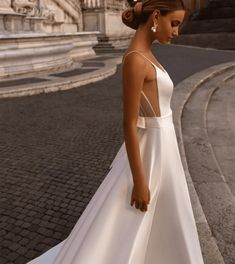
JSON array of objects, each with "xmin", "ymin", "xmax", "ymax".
[
  {"xmin": 181, "ymin": 66, "xmax": 235, "ymax": 264},
  {"xmin": 172, "ymin": 32, "xmax": 235, "ymax": 51},
  {"xmin": 191, "ymin": 7, "xmax": 235, "ymax": 20},
  {"xmin": 171, "ymin": 62, "xmax": 235, "ymax": 264},
  {"xmin": 94, "ymin": 43, "xmax": 114, "ymax": 49},
  {"xmin": 181, "ymin": 18, "xmax": 235, "ymax": 34},
  {"xmin": 94, "ymin": 48, "xmax": 125, "ymax": 54}
]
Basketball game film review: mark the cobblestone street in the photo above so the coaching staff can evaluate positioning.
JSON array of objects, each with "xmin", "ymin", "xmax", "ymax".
[{"xmin": 0, "ymin": 67, "xmax": 123, "ymax": 263}]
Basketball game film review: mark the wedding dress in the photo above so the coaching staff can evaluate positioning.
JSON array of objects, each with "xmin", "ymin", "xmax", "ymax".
[{"xmin": 28, "ymin": 50, "xmax": 204, "ymax": 264}]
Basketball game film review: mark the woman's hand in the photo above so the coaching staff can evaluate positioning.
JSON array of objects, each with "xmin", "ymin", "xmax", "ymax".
[{"xmin": 130, "ymin": 182, "xmax": 151, "ymax": 212}]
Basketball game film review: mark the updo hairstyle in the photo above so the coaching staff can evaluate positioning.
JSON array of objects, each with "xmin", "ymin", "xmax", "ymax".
[{"xmin": 122, "ymin": 0, "xmax": 186, "ymax": 30}]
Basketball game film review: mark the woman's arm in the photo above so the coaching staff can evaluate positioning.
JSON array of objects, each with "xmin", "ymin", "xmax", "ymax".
[{"xmin": 122, "ymin": 53, "xmax": 150, "ymax": 212}]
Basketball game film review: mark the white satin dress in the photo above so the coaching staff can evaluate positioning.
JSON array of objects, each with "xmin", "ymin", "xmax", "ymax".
[{"xmin": 28, "ymin": 51, "xmax": 204, "ymax": 264}]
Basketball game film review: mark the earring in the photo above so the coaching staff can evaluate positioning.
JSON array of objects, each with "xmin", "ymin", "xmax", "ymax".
[{"xmin": 151, "ymin": 24, "xmax": 158, "ymax": 32}]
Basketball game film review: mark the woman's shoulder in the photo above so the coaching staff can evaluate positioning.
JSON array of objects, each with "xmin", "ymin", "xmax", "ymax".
[
  {"xmin": 122, "ymin": 50, "xmax": 148, "ymax": 80},
  {"xmin": 122, "ymin": 49, "xmax": 147, "ymax": 68}
]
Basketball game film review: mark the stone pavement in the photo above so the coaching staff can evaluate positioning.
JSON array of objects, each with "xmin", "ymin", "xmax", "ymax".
[
  {"xmin": 0, "ymin": 52, "xmax": 123, "ymax": 99},
  {"xmin": 180, "ymin": 64, "xmax": 235, "ymax": 264},
  {"xmin": 171, "ymin": 61, "xmax": 235, "ymax": 264},
  {"xmin": 0, "ymin": 44, "xmax": 234, "ymax": 264}
]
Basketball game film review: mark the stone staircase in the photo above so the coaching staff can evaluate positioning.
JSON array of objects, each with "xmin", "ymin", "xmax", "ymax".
[
  {"xmin": 181, "ymin": 0, "xmax": 235, "ymax": 34},
  {"xmin": 175, "ymin": 0, "xmax": 235, "ymax": 50},
  {"xmin": 181, "ymin": 18, "xmax": 235, "ymax": 34},
  {"xmin": 94, "ymin": 35, "xmax": 132, "ymax": 53},
  {"xmin": 171, "ymin": 62, "xmax": 235, "ymax": 264}
]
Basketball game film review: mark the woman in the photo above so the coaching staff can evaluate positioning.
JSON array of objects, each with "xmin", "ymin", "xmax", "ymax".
[{"xmin": 28, "ymin": 0, "xmax": 204, "ymax": 263}]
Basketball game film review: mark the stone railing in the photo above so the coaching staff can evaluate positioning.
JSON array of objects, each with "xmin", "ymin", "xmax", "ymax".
[
  {"xmin": 65, "ymin": 0, "xmax": 81, "ymax": 13},
  {"xmin": 82, "ymin": 0, "xmax": 126, "ymax": 10},
  {"xmin": 68, "ymin": 0, "xmax": 81, "ymax": 9},
  {"xmin": 82, "ymin": 0, "xmax": 102, "ymax": 9},
  {"xmin": 52, "ymin": 0, "xmax": 80, "ymax": 21}
]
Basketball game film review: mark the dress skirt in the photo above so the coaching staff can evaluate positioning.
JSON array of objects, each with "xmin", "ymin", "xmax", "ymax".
[{"xmin": 28, "ymin": 110, "xmax": 204, "ymax": 264}]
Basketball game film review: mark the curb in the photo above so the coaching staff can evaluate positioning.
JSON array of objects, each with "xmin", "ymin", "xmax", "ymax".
[
  {"xmin": 171, "ymin": 61, "xmax": 235, "ymax": 264},
  {"xmin": 169, "ymin": 42, "xmax": 235, "ymax": 52},
  {"xmin": 0, "ymin": 56, "xmax": 123, "ymax": 99}
]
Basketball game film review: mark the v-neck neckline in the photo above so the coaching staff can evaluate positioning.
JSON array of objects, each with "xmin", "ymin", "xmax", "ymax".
[{"xmin": 151, "ymin": 62, "xmax": 167, "ymax": 75}]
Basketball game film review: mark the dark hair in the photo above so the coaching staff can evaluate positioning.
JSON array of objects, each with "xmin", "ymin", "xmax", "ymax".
[{"xmin": 122, "ymin": 0, "xmax": 187, "ymax": 30}]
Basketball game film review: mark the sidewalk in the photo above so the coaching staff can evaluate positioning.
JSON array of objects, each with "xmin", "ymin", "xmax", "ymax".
[
  {"xmin": 0, "ymin": 44, "xmax": 234, "ymax": 264},
  {"xmin": 172, "ymin": 61, "xmax": 235, "ymax": 264},
  {"xmin": 0, "ymin": 51, "xmax": 123, "ymax": 98}
]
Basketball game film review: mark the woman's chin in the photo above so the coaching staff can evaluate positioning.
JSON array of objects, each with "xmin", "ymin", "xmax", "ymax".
[{"xmin": 154, "ymin": 38, "xmax": 171, "ymax": 45}]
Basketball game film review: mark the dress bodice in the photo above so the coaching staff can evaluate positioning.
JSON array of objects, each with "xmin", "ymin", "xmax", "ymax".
[{"xmin": 123, "ymin": 50, "xmax": 174, "ymax": 118}]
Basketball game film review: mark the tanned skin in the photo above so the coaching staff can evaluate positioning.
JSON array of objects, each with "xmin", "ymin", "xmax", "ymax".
[{"xmin": 122, "ymin": 10, "xmax": 185, "ymax": 212}]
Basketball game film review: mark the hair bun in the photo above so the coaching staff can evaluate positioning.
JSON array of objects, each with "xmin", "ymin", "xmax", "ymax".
[
  {"xmin": 122, "ymin": 7, "xmax": 138, "ymax": 30},
  {"xmin": 122, "ymin": 1, "xmax": 143, "ymax": 30},
  {"xmin": 133, "ymin": 2, "xmax": 143, "ymax": 18}
]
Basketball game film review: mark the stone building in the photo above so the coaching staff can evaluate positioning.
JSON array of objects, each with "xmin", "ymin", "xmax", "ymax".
[
  {"xmin": 1, "ymin": 0, "xmax": 231, "ymax": 78},
  {"xmin": 0, "ymin": 0, "xmax": 133, "ymax": 78}
]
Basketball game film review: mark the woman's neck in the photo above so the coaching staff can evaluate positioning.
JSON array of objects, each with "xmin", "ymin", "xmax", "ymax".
[{"xmin": 129, "ymin": 24, "xmax": 154, "ymax": 53}]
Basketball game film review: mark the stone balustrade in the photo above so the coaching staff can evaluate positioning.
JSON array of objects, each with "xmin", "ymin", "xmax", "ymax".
[
  {"xmin": 82, "ymin": 0, "xmax": 126, "ymax": 10},
  {"xmin": 82, "ymin": 0, "xmax": 102, "ymax": 9}
]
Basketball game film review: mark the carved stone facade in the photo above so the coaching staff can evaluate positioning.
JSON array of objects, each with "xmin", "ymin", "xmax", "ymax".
[
  {"xmin": 0, "ymin": 0, "xmax": 133, "ymax": 35},
  {"xmin": 0, "ymin": 1, "xmax": 213, "ymax": 40},
  {"xmin": 0, "ymin": 0, "xmax": 97, "ymax": 79},
  {"xmin": 0, "ymin": 0, "xmax": 83, "ymax": 33},
  {"xmin": 12, "ymin": 0, "xmax": 38, "ymax": 16},
  {"xmin": 0, "ymin": 0, "xmax": 133, "ymax": 79},
  {"xmin": 3, "ymin": 1, "xmax": 230, "ymax": 78},
  {"xmin": 1, "ymin": 1, "xmax": 217, "ymax": 35},
  {"xmin": 0, "ymin": 0, "xmax": 14, "ymax": 12}
]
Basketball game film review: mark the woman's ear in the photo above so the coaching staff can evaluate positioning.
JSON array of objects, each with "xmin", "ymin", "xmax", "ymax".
[{"xmin": 152, "ymin": 9, "xmax": 160, "ymax": 22}]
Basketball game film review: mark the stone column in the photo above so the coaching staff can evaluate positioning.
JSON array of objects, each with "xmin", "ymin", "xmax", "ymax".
[
  {"xmin": 82, "ymin": 0, "xmax": 103, "ymax": 32},
  {"xmin": 82, "ymin": 0, "xmax": 132, "ymax": 50}
]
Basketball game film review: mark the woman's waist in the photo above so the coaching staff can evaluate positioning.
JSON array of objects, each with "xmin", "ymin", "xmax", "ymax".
[{"xmin": 137, "ymin": 110, "xmax": 173, "ymax": 128}]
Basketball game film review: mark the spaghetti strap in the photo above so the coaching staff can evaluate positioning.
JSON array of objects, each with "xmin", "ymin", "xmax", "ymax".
[
  {"xmin": 123, "ymin": 50, "xmax": 162, "ymax": 117},
  {"xmin": 122, "ymin": 50, "xmax": 166, "ymax": 73},
  {"xmin": 123, "ymin": 50, "xmax": 156, "ymax": 68}
]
